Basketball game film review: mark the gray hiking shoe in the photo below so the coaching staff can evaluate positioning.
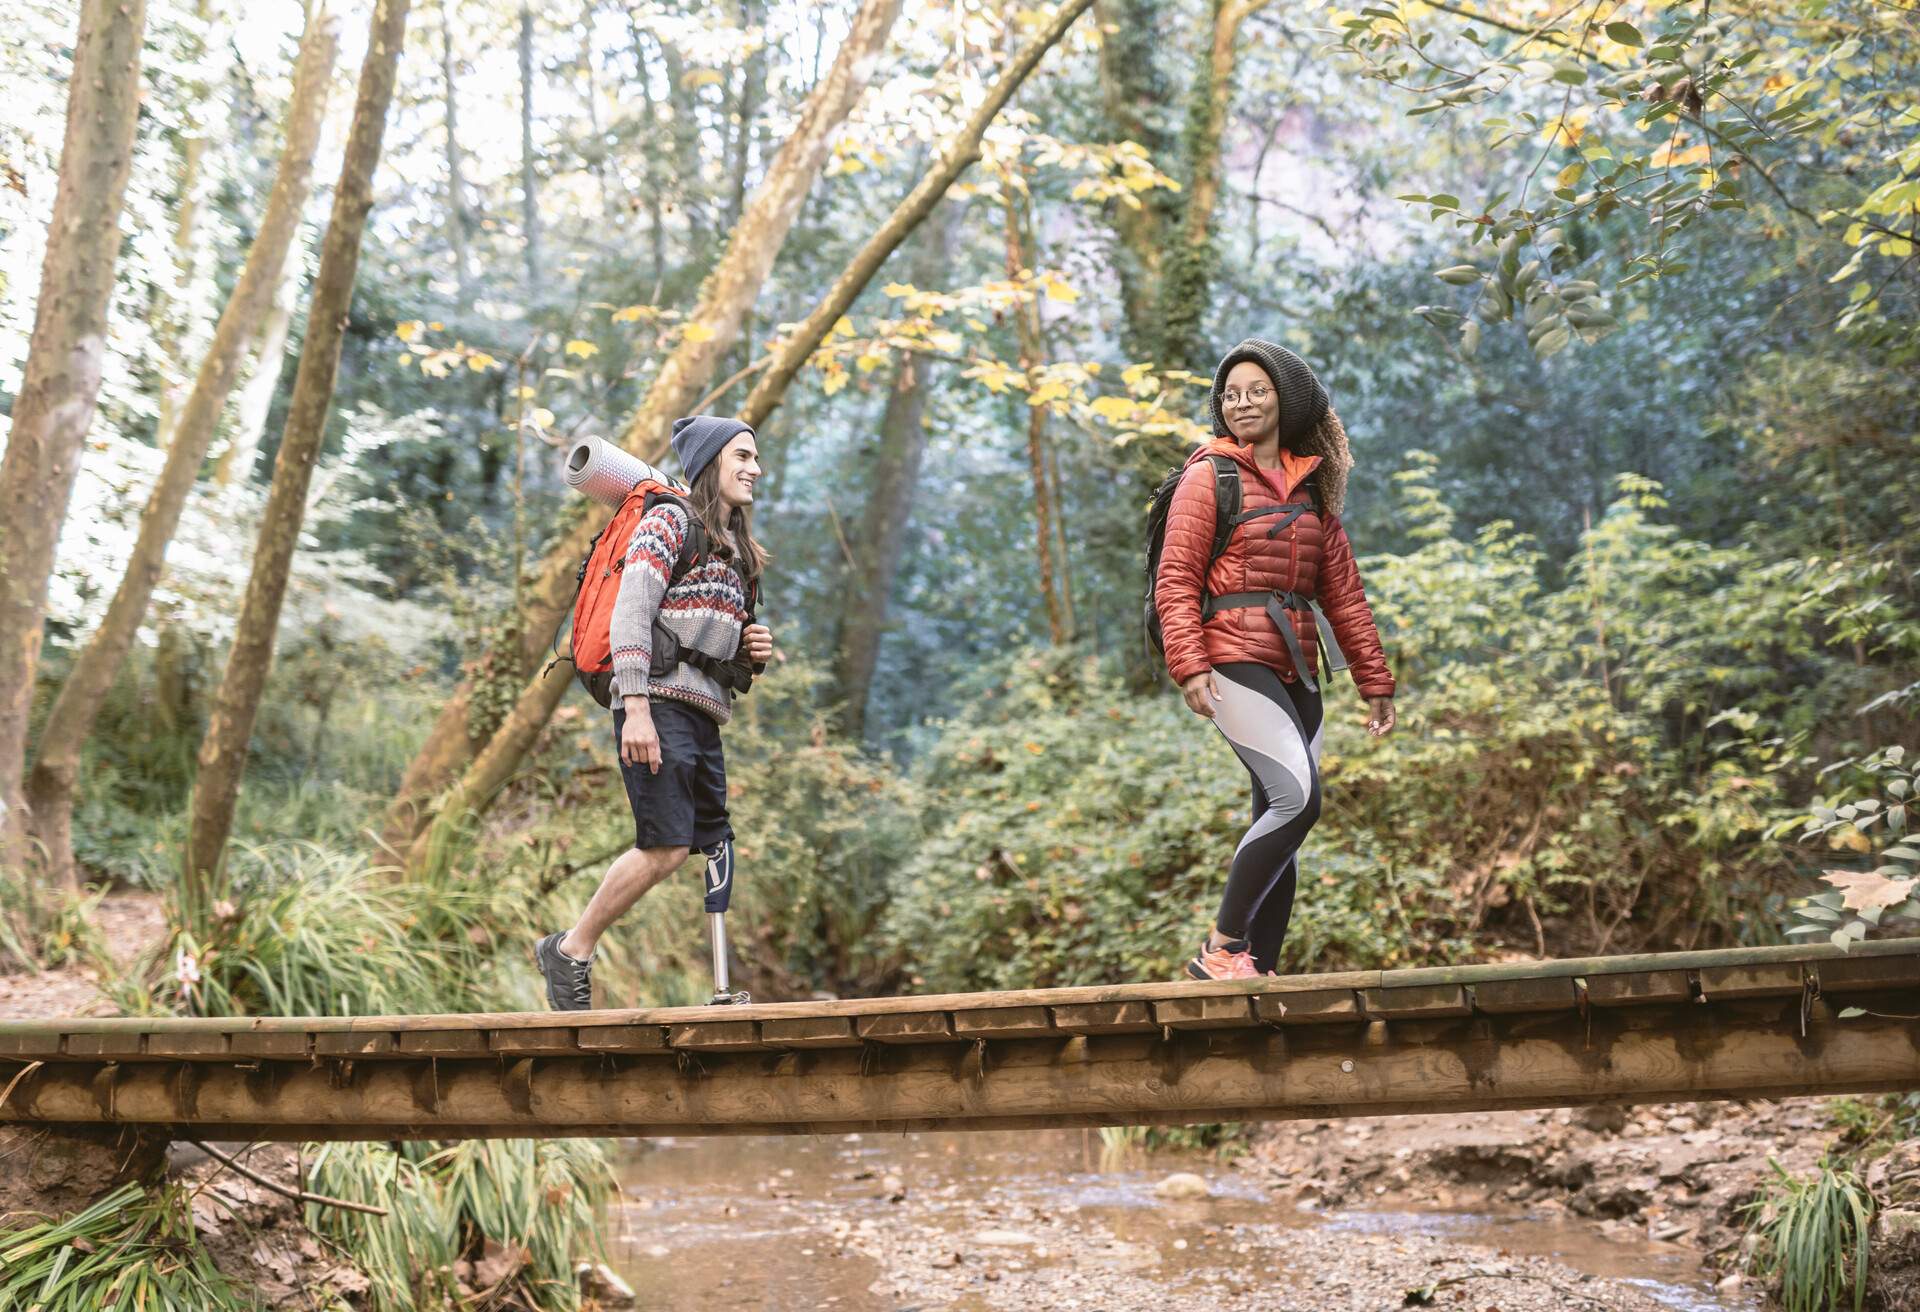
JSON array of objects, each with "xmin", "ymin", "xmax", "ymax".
[{"xmin": 533, "ymin": 932, "xmax": 595, "ymax": 1012}]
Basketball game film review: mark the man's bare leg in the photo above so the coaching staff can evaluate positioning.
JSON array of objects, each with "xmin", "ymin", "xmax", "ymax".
[{"xmin": 560, "ymin": 844, "xmax": 689, "ymax": 961}]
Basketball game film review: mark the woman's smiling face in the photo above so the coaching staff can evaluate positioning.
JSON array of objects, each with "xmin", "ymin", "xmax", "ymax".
[
  {"xmin": 715, "ymin": 432, "xmax": 761, "ymax": 509},
  {"xmin": 1222, "ymin": 361, "xmax": 1279, "ymax": 444}
]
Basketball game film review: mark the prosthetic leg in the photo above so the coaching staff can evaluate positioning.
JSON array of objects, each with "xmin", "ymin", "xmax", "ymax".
[{"xmin": 701, "ymin": 838, "xmax": 750, "ymax": 1005}]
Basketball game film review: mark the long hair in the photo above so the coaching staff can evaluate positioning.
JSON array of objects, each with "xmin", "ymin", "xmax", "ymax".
[
  {"xmin": 686, "ymin": 457, "xmax": 768, "ymax": 587},
  {"xmin": 1291, "ymin": 405, "xmax": 1354, "ymax": 516}
]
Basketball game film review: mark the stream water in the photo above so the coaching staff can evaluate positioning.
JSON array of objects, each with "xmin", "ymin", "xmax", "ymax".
[{"xmin": 606, "ymin": 1130, "xmax": 1755, "ymax": 1312}]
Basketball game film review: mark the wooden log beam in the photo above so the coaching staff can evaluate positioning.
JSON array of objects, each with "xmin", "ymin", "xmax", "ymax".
[{"xmin": 5, "ymin": 992, "xmax": 1915, "ymax": 1142}]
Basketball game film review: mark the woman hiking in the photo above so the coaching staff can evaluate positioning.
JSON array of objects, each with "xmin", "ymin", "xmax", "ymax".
[
  {"xmin": 533, "ymin": 416, "xmax": 774, "ymax": 1011},
  {"xmin": 1154, "ymin": 339, "xmax": 1396, "ymax": 981}
]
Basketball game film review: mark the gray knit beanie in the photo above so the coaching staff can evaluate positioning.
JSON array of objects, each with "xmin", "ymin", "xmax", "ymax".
[
  {"xmin": 1209, "ymin": 338, "xmax": 1328, "ymax": 447},
  {"xmin": 670, "ymin": 414, "xmax": 753, "ymax": 485}
]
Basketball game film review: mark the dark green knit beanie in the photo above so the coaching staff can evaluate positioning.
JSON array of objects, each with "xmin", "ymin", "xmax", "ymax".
[{"xmin": 1209, "ymin": 338, "xmax": 1329, "ymax": 447}]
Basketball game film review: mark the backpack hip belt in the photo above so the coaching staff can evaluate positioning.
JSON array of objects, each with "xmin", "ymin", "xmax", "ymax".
[{"xmin": 1201, "ymin": 589, "xmax": 1349, "ymax": 693}]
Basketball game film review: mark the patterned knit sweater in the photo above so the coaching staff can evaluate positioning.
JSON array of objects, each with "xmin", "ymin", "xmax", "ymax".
[{"xmin": 609, "ymin": 500, "xmax": 751, "ymax": 724}]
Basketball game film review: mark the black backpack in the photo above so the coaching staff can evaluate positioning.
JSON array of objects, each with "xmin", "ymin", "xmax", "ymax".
[{"xmin": 1142, "ymin": 454, "xmax": 1324, "ymax": 661}]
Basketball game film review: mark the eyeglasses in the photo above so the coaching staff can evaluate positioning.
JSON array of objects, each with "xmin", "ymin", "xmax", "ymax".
[{"xmin": 1221, "ymin": 386, "xmax": 1271, "ymax": 406}]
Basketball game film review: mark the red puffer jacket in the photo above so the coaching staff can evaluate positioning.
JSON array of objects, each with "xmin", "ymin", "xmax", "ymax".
[{"xmin": 1156, "ymin": 439, "xmax": 1395, "ymax": 698}]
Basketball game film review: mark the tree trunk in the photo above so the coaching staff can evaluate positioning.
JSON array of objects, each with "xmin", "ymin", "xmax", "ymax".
[
  {"xmin": 518, "ymin": 3, "xmax": 539, "ymax": 290},
  {"xmin": 182, "ymin": 0, "xmax": 413, "ymax": 911},
  {"xmin": 829, "ymin": 208, "xmax": 954, "ymax": 737},
  {"xmin": 1094, "ymin": 0, "xmax": 1179, "ymax": 362},
  {"xmin": 0, "ymin": 0, "xmax": 148, "ymax": 878},
  {"xmin": 626, "ymin": 19, "xmax": 668, "ymax": 291},
  {"xmin": 659, "ymin": 38, "xmax": 709, "ymax": 250},
  {"xmin": 388, "ymin": 0, "xmax": 1097, "ymax": 866},
  {"xmin": 1157, "ymin": 0, "xmax": 1271, "ymax": 373},
  {"xmin": 725, "ymin": 0, "xmax": 762, "ymax": 232},
  {"xmin": 214, "ymin": 250, "xmax": 303, "ymax": 488},
  {"xmin": 442, "ymin": 0, "xmax": 474, "ymax": 308},
  {"xmin": 1004, "ymin": 182, "xmax": 1068, "ymax": 646},
  {"xmin": 152, "ymin": 0, "xmax": 216, "ymax": 452},
  {"xmin": 24, "ymin": 8, "xmax": 340, "ymax": 893}
]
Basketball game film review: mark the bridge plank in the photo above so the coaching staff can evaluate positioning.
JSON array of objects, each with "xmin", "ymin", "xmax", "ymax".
[
  {"xmin": 1586, "ymin": 970, "xmax": 1691, "ymax": 1006},
  {"xmin": 1471, "ymin": 977, "xmax": 1580, "ymax": 1014},
  {"xmin": 314, "ymin": 1032, "xmax": 395, "ymax": 1057},
  {"xmin": 397, "ymin": 1030, "xmax": 490, "ymax": 1057},
  {"xmin": 1050, "ymin": 1002, "xmax": 1157, "ymax": 1035},
  {"xmin": 1254, "ymin": 989, "xmax": 1358, "ymax": 1024},
  {"xmin": 1696, "ymin": 963, "xmax": 1806, "ymax": 1000},
  {"xmin": 1362, "ymin": 985, "xmax": 1472, "ymax": 1020},
  {"xmin": 1154, "ymin": 997, "xmax": 1255, "ymax": 1029},
  {"xmin": 488, "ymin": 1028, "xmax": 577, "ymax": 1056},
  {"xmin": 230, "ymin": 1032, "xmax": 310, "ymax": 1059},
  {"xmin": 762, "ymin": 1017, "xmax": 860, "ymax": 1048},
  {"xmin": 857, "ymin": 1013, "xmax": 957, "ymax": 1043},
  {"xmin": 669, "ymin": 1022, "xmax": 765, "ymax": 1051},
  {"xmin": 146, "ymin": 1033, "xmax": 231, "ymax": 1058},
  {"xmin": 65, "ymin": 1032, "xmax": 146, "ymax": 1058},
  {"xmin": 576, "ymin": 1025, "xmax": 669, "ymax": 1054},
  {"xmin": 953, "ymin": 1007, "xmax": 1057, "ymax": 1040},
  {"xmin": 1819, "ymin": 954, "xmax": 1920, "ymax": 991}
]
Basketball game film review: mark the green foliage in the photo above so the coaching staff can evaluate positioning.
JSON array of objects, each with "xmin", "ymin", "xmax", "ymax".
[
  {"xmin": 304, "ymin": 1139, "xmax": 615, "ymax": 1312},
  {"xmin": 1782, "ymin": 746, "xmax": 1920, "ymax": 948},
  {"xmin": 1744, "ymin": 1159, "xmax": 1877, "ymax": 1312},
  {"xmin": 139, "ymin": 852, "xmax": 504, "ymax": 1020},
  {"xmin": 0, "ymin": 1183, "xmax": 261, "ymax": 1312}
]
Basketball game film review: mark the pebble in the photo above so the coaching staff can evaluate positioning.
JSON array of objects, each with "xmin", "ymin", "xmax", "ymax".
[{"xmin": 1153, "ymin": 1172, "xmax": 1211, "ymax": 1200}]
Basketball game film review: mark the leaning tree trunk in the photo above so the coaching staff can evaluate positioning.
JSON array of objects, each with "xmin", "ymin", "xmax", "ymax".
[
  {"xmin": 213, "ymin": 252, "xmax": 303, "ymax": 487},
  {"xmin": 182, "ymin": 0, "xmax": 413, "ymax": 913},
  {"xmin": 1157, "ymin": 0, "xmax": 1272, "ymax": 373},
  {"xmin": 24, "ymin": 9, "xmax": 340, "ymax": 893},
  {"xmin": 0, "ymin": 0, "xmax": 147, "ymax": 879},
  {"xmin": 396, "ymin": 0, "xmax": 908, "ymax": 872},
  {"xmin": 390, "ymin": 0, "xmax": 1097, "ymax": 869}
]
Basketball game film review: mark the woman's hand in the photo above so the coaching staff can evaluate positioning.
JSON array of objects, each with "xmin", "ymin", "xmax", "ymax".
[
  {"xmin": 1180, "ymin": 670, "xmax": 1221, "ymax": 718},
  {"xmin": 742, "ymin": 623, "xmax": 774, "ymax": 666},
  {"xmin": 1366, "ymin": 695, "xmax": 1396, "ymax": 738},
  {"xmin": 620, "ymin": 699, "xmax": 663, "ymax": 772}
]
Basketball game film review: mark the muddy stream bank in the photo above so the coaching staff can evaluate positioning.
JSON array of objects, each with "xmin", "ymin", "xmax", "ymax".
[{"xmin": 605, "ymin": 1123, "xmax": 1757, "ymax": 1312}]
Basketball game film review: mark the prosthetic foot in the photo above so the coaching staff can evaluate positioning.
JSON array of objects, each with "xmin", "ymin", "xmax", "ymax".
[{"xmin": 702, "ymin": 838, "xmax": 750, "ymax": 1005}]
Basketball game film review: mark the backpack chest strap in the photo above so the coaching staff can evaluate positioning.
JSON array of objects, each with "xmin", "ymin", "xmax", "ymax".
[{"xmin": 1229, "ymin": 501, "xmax": 1316, "ymax": 539}]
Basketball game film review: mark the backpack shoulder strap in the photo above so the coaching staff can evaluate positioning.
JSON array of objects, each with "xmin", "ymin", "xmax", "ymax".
[
  {"xmin": 1205, "ymin": 454, "xmax": 1241, "ymax": 563},
  {"xmin": 642, "ymin": 491, "xmax": 706, "ymax": 586}
]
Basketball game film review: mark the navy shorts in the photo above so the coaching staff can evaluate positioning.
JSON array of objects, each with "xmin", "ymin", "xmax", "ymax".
[{"xmin": 612, "ymin": 700, "xmax": 732, "ymax": 851}]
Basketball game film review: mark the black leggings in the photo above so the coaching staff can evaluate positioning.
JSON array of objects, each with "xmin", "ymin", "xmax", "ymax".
[{"xmin": 1210, "ymin": 662, "xmax": 1324, "ymax": 974}]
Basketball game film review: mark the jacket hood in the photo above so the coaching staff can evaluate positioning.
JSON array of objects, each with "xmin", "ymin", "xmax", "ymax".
[{"xmin": 1204, "ymin": 338, "xmax": 1353, "ymax": 515}]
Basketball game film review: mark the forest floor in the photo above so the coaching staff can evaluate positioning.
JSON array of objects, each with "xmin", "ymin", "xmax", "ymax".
[{"xmin": 5, "ymin": 894, "xmax": 1917, "ymax": 1310}]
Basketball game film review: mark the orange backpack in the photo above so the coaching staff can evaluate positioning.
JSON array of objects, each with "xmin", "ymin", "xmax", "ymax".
[{"xmin": 565, "ymin": 477, "xmax": 705, "ymax": 708}]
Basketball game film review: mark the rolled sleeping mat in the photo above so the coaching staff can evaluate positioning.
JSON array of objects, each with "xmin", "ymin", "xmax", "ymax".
[{"xmin": 563, "ymin": 435, "xmax": 685, "ymax": 510}]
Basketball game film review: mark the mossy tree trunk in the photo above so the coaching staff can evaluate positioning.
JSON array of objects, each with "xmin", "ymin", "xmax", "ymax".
[
  {"xmin": 0, "ymin": 0, "xmax": 148, "ymax": 881},
  {"xmin": 182, "ymin": 0, "xmax": 414, "ymax": 913}
]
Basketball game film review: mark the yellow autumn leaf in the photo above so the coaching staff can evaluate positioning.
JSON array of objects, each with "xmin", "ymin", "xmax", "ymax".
[
  {"xmin": 1043, "ymin": 276, "xmax": 1080, "ymax": 303},
  {"xmin": 1089, "ymin": 395, "xmax": 1134, "ymax": 421},
  {"xmin": 855, "ymin": 353, "xmax": 884, "ymax": 373},
  {"xmin": 611, "ymin": 304, "xmax": 650, "ymax": 323},
  {"xmin": 428, "ymin": 321, "xmax": 444, "ymax": 332},
  {"xmin": 882, "ymin": 283, "xmax": 916, "ymax": 298},
  {"xmin": 1028, "ymin": 381, "xmax": 1071, "ymax": 407},
  {"xmin": 466, "ymin": 352, "xmax": 498, "ymax": 372},
  {"xmin": 397, "ymin": 352, "xmax": 413, "ymax": 366},
  {"xmin": 565, "ymin": 339, "xmax": 600, "ymax": 359},
  {"xmin": 821, "ymin": 368, "xmax": 848, "ymax": 397},
  {"xmin": 395, "ymin": 320, "xmax": 422, "ymax": 342},
  {"xmin": 527, "ymin": 407, "xmax": 555, "ymax": 429},
  {"xmin": 683, "ymin": 322, "xmax": 716, "ymax": 343}
]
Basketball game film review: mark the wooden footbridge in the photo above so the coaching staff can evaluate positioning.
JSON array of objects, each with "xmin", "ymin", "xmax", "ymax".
[{"xmin": 4, "ymin": 941, "xmax": 1918, "ymax": 1142}]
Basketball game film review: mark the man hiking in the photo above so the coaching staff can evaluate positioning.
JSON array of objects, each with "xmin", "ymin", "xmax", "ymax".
[{"xmin": 533, "ymin": 415, "xmax": 773, "ymax": 1011}]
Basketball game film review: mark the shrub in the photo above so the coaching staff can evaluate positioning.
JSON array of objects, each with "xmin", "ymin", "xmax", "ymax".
[{"xmin": 1745, "ymin": 1159, "xmax": 1876, "ymax": 1312}]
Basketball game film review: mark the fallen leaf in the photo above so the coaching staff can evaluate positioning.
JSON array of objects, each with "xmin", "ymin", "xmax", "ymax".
[{"xmin": 1821, "ymin": 869, "xmax": 1916, "ymax": 912}]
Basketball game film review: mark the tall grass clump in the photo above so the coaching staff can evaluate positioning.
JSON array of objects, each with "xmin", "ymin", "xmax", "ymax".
[
  {"xmin": 304, "ymin": 1139, "xmax": 615, "ymax": 1312},
  {"xmin": 1745, "ymin": 1158, "xmax": 1876, "ymax": 1312},
  {"xmin": 0, "ymin": 1183, "xmax": 261, "ymax": 1311}
]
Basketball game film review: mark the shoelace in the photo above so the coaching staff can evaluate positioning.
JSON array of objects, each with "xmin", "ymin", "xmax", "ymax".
[{"xmin": 568, "ymin": 962, "xmax": 593, "ymax": 1008}]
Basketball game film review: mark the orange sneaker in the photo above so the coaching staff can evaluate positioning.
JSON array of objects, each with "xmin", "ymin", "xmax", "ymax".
[{"xmin": 1185, "ymin": 937, "xmax": 1260, "ymax": 981}]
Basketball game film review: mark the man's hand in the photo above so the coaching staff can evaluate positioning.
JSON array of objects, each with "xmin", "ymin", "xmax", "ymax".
[
  {"xmin": 742, "ymin": 623, "xmax": 774, "ymax": 666},
  {"xmin": 620, "ymin": 699, "xmax": 663, "ymax": 772},
  {"xmin": 1367, "ymin": 695, "xmax": 1396, "ymax": 737},
  {"xmin": 1180, "ymin": 670, "xmax": 1221, "ymax": 718}
]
